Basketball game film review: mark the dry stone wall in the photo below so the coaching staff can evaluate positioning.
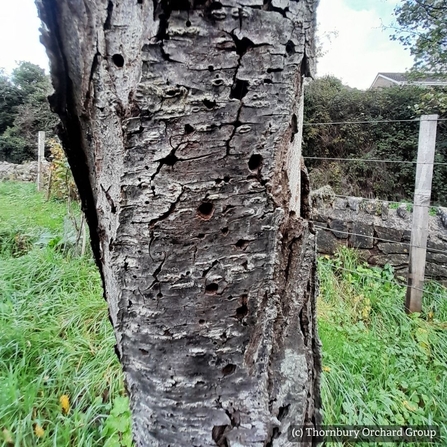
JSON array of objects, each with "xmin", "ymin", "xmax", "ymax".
[
  {"xmin": 311, "ymin": 186, "xmax": 447, "ymax": 281},
  {"xmin": 0, "ymin": 161, "xmax": 50, "ymax": 183}
]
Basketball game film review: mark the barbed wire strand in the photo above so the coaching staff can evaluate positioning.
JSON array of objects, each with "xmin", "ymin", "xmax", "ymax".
[
  {"xmin": 312, "ymin": 224, "xmax": 447, "ymax": 256},
  {"xmin": 330, "ymin": 193, "xmax": 444, "ymax": 209},
  {"xmin": 303, "ymin": 156, "xmax": 447, "ymax": 166},
  {"xmin": 319, "ymin": 259, "xmax": 446, "ymax": 301}
]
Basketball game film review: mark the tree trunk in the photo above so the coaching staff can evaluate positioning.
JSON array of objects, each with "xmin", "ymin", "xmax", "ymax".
[{"xmin": 36, "ymin": 0, "xmax": 321, "ymax": 445}]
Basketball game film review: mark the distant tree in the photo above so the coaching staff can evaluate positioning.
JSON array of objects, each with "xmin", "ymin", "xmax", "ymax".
[
  {"xmin": 392, "ymin": 0, "xmax": 447, "ymax": 76},
  {"xmin": 0, "ymin": 70, "xmax": 22, "ymax": 134},
  {"xmin": 0, "ymin": 62, "xmax": 58, "ymax": 163}
]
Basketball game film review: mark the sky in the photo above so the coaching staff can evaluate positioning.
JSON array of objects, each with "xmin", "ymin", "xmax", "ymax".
[{"xmin": 0, "ymin": 0, "xmax": 414, "ymax": 90}]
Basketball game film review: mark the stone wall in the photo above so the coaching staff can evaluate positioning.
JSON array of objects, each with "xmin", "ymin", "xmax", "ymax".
[
  {"xmin": 311, "ymin": 186, "xmax": 447, "ymax": 281},
  {"xmin": 0, "ymin": 161, "xmax": 49, "ymax": 183}
]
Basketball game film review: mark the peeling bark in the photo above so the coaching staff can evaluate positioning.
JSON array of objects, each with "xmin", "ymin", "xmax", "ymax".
[{"xmin": 36, "ymin": 0, "xmax": 321, "ymax": 445}]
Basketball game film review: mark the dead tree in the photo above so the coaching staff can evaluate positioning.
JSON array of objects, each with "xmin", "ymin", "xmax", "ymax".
[{"xmin": 36, "ymin": 0, "xmax": 321, "ymax": 444}]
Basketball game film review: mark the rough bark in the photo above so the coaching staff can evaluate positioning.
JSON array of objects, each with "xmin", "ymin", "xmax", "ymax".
[{"xmin": 36, "ymin": 0, "xmax": 321, "ymax": 445}]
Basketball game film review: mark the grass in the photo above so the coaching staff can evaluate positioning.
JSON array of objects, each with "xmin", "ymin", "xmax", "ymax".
[
  {"xmin": 318, "ymin": 247, "xmax": 447, "ymax": 446},
  {"xmin": 1, "ymin": 182, "xmax": 446, "ymax": 446},
  {"xmin": 0, "ymin": 182, "xmax": 131, "ymax": 447}
]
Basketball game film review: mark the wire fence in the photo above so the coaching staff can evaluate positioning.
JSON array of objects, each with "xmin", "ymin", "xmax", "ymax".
[
  {"xmin": 317, "ymin": 256, "xmax": 446, "ymax": 302},
  {"xmin": 311, "ymin": 223, "xmax": 447, "ymax": 256},
  {"xmin": 303, "ymin": 156, "xmax": 447, "ymax": 166},
  {"xmin": 306, "ymin": 115, "xmax": 447, "ymax": 308},
  {"xmin": 303, "ymin": 118, "xmax": 447, "ymax": 126},
  {"xmin": 329, "ymin": 194, "xmax": 444, "ymax": 210}
]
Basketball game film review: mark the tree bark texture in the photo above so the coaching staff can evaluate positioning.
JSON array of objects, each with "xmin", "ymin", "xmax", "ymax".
[{"xmin": 36, "ymin": 0, "xmax": 321, "ymax": 445}]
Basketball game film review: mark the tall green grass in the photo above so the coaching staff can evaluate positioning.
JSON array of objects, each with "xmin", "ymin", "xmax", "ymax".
[
  {"xmin": 318, "ymin": 247, "xmax": 447, "ymax": 446},
  {"xmin": 2, "ymin": 182, "xmax": 446, "ymax": 446},
  {"xmin": 0, "ymin": 182, "xmax": 131, "ymax": 447}
]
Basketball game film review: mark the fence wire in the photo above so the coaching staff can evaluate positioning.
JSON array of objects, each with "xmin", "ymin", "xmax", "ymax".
[
  {"xmin": 303, "ymin": 156, "xmax": 447, "ymax": 166},
  {"xmin": 312, "ymin": 224, "xmax": 447, "ymax": 256},
  {"xmin": 329, "ymin": 194, "xmax": 444, "ymax": 209},
  {"xmin": 318, "ymin": 258, "xmax": 446, "ymax": 302},
  {"xmin": 304, "ymin": 118, "xmax": 447, "ymax": 126}
]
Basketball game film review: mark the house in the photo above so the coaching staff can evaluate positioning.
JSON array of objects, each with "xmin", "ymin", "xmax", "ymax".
[{"xmin": 370, "ymin": 72, "xmax": 447, "ymax": 89}]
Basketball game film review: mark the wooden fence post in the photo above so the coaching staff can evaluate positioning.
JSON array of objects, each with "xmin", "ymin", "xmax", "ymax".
[
  {"xmin": 37, "ymin": 131, "xmax": 45, "ymax": 191},
  {"xmin": 405, "ymin": 114, "xmax": 438, "ymax": 313}
]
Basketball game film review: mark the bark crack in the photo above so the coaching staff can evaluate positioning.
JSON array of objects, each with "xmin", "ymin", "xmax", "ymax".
[{"xmin": 148, "ymin": 187, "xmax": 184, "ymax": 227}]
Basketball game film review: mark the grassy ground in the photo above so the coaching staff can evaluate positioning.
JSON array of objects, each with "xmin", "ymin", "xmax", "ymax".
[
  {"xmin": 0, "ymin": 182, "xmax": 131, "ymax": 447},
  {"xmin": 1, "ymin": 182, "xmax": 446, "ymax": 446},
  {"xmin": 318, "ymin": 248, "xmax": 447, "ymax": 446}
]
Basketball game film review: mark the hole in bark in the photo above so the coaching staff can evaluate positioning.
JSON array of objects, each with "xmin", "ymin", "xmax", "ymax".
[
  {"xmin": 199, "ymin": 319, "xmax": 205, "ymax": 324},
  {"xmin": 186, "ymin": 19, "xmax": 191, "ymax": 26},
  {"xmin": 139, "ymin": 348, "xmax": 149, "ymax": 355},
  {"xmin": 264, "ymin": 78, "xmax": 273, "ymax": 84},
  {"xmin": 184, "ymin": 123, "xmax": 195, "ymax": 134},
  {"xmin": 223, "ymin": 176, "xmax": 231, "ymax": 182},
  {"xmin": 112, "ymin": 54, "xmax": 124, "ymax": 67},
  {"xmin": 235, "ymin": 239, "xmax": 249, "ymax": 250},
  {"xmin": 197, "ymin": 233, "xmax": 205, "ymax": 239},
  {"xmin": 138, "ymin": 0, "xmax": 143, "ymax": 3},
  {"xmin": 278, "ymin": 404, "xmax": 290, "ymax": 421},
  {"xmin": 236, "ymin": 304, "xmax": 248, "ymax": 319},
  {"xmin": 241, "ymin": 260, "xmax": 248, "ymax": 270},
  {"xmin": 215, "ymin": 178, "xmax": 223, "ymax": 184},
  {"xmin": 248, "ymin": 154, "xmax": 263, "ymax": 171},
  {"xmin": 285, "ymin": 40, "xmax": 295, "ymax": 56},
  {"xmin": 205, "ymin": 283, "xmax": 218, "ymax": 294},
  {"xmin": 197, "ymin": 202, "xmax": 214, "ymax": 220},
  {"xmin": 157, "ymin": 292, "xmax": 163, "ymax": 298},
  {"xmin": 290, "ymin": 113, "xmax": 298, "ymax": 142},
  {"xmin": 222, "ymin": 364, "xmax": 236, "ymax": 376},
  {"xmin": 208, "ymin": 65, "xmax": 214, "ymax": 71},
  {"xmin": 203, "ymin": 98, "xmax": 217, "ymax": 109},
  {"xmin": 221, "ymin": 227, "xmax": 229, "ymax": 235},
  {"xmin": 230, "ymin": 79, "xmax": 249, "ymax": 100},
  {"xmin": 144, "ymin": 165, "xmax": 149, "ymax": 169}
]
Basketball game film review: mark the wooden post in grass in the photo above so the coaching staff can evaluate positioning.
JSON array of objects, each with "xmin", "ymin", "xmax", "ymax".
[
  {"xmin": 406, "ymin": 115, "xmax": 438, "ymax": 313},
  {"xmin": 37, "ymin": 131, "xmax": 45, "ymax": 191}
]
